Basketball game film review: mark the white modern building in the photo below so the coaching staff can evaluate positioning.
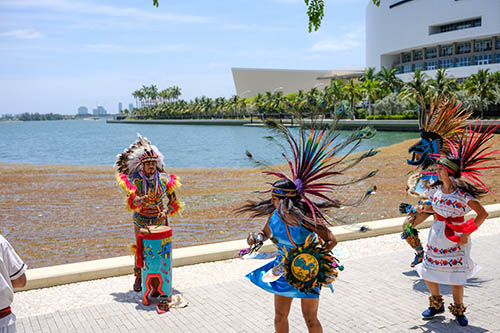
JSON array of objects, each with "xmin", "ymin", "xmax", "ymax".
[
  {"xmin": 231, "ymin": 68, "xmax": 363, "ymax": 98},
  {"xmin": 366, "ymin": 0, "xmax": 500, "ymax": 80}
]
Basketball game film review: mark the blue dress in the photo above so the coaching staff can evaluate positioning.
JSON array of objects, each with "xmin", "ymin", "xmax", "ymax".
[{"xmin": 245, "ymin": 210, "xmax": 319, "ymax": 298}]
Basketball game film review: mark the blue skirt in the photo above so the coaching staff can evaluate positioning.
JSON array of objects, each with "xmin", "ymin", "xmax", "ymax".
[{"xmin": 246, "ymin": 257, "xmax": 319, "ymax": 299}]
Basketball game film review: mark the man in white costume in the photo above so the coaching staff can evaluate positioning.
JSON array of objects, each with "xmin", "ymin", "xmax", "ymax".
[{"xmin": 0, "ymin": 235, "xmax": 27, "ymax": 333}]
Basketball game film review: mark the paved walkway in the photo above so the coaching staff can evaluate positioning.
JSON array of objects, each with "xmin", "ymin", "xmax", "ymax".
[{"xmin": 13, "ymin": 217, "xmax": 500, "ymax": 332}]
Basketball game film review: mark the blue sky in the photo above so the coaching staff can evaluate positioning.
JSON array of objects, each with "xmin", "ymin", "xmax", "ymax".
[{"xmin": 0, "ymin": 0, "xmax": 369, "ymax": 115}]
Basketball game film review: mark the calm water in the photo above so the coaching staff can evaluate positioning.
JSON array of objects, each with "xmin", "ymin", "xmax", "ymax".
[{"xmin": 0, "ymin": 120, "xmax": 418, "ymax": 167}]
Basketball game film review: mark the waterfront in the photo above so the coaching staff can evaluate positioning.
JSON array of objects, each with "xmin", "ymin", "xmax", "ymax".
[
  {"xmin": 1, "ymin": 135, "xmax": 500, "ymax": 269},
  {"xmin": 1, "ymin": 120, "xmax": 499, "ymax": 269},
  {"xmin": 0, "ymin": 119, "xmax": 418, "ymax": 167}
]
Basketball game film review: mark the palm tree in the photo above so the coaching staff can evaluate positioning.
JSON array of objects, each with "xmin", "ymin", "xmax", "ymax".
[
  {"xmin": 464, "ymin": 69, "xmax": 499, "ymax": 118},
  {"xmin": 360, "ymin": 78, "xmax": 381, "ymax": 117},
  {"xmin": 343, "ymin": 79, "xmax": 362, "ymax": 119},
  {"xmin": 428, "ymin": 68, "xmax": 458, "ymax": 96},
  {"xmin": 359, "ymin": 67, "xmax": 377, "ymax": 82},
  {"xmin": 377, "ymin": 66, "xmax": 403, "ymax": 96},
  {"xmin": 400, "ymin": 69, "xmax": 430, "ymax": 107}
]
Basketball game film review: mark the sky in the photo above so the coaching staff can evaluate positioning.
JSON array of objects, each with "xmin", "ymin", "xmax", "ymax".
[{"xmin": 0, "ymin": 0, "xmax": 370, "ymax": 115}]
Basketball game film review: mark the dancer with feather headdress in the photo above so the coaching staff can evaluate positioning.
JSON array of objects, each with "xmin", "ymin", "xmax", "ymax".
[
  {"xmin": 114, "ymin": 134, "xmax": 183, "ymax": 296},
  {"xmin": 408, "ymin": 122, "xmax": 499, "ymax": 327},
  {"xmin": 236, "ymin": 114, "xmax": 378, "ymax": 332},
  {"xmin": 400, "ymin": 94, "xmax": 472, "ymax": 268}
]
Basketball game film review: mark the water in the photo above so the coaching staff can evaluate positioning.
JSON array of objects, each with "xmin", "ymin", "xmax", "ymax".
[{"xmin": 0, "ymin": 120, "xmax": 418, "ymax": 167}]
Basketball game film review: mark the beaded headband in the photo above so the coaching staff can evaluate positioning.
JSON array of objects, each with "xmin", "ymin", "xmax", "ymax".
[
  {"xmin": 271, "ymin": 187, "xmax": 297, "ymax": 197},
  {"xmin": 437, "ymin": 157, "xmax": 460, "ymax": 175},
  {"xmin": 140, "ymin": 150, "xmax": 158, "ymax": 164}
]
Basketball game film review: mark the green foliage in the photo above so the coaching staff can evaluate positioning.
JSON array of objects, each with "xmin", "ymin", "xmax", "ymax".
[
  {"xmin": 366, "ymin": 114, "xmax": 417, "ymax": 120},
  {"xmin": 305, "ymin": 0, "xmax": 380, "ymax": 32},
  {"xmin": 17, "ymin": 112, "xmax": 67, "ymax": 121},
  {"xmin": 152, "ymin": 1, "xmax": 380, "ymax": 32},
  {"xmin": 373, "ymin": 93, "xmax": 409, "ymax": 116}
]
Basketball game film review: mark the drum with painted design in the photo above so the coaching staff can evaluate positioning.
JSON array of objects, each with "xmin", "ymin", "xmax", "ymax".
[{"xmin": 136, "ymin": 225, "xmax": 172, "ymax": 305}]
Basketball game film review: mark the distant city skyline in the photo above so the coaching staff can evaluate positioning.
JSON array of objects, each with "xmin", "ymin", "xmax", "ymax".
[{"xmin": 1, "ymin": 0, "xmax": 368, "ymax": 115}]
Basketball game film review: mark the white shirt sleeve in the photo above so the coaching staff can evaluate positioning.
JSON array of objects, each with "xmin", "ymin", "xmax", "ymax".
[{"xmin": 1, "ymin": 235, "xmax": 27, "ymax": 281}]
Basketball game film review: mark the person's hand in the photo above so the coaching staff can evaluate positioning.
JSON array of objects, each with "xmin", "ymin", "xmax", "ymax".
[
  {"xmin": 403, "ymin": 215, "xmax": 416, "ymax": 230},
  {"xmin": 158, "ymin": 211, "xmax": 167, "ymax": 221},
  {"xmin": 139, "ymin": 195, "xmax": 150, "ymax": 204},
  {"xmin": 415, "ymin": 205, "xmax": 425, "ymax": 213},
  {"xmin": 247, "ymin": 233, "xmax": 255, "ymax": 246},
  {"xmin": 322, "ymin": 240, "xmax": 336, "ymax": 252},
  {"xmin": 459, "ymin": 233, "xmax": 469, "ymax": 246}
]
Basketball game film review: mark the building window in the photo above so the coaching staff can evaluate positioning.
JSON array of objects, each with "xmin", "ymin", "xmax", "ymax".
[
  {"xmin": 403, "ymin": 64, "xmax": 413, "ymax": 73},
  {"xmin": 402, "ymin": 52, "xmax": 412, "ymax": 63},
  {"xmin": 429, "ymin": 17, "xmax": 481, "ymax": 35},
  {"xmin": 457, "ymin": 42, "xmax": 471, "ymax": 54},
  {"xmin": 414, "ymin": 63, "xmax": 424, "ymax": 70},
  {"xmin": 474, "ymin": 54, "xmax": 491, "ymax": 65},
  {"xmin": 456, "ymin": 56, "xmax": 471, "ymax": 67},
  {"xmin": 496, "ymin": 37, "xmax": 500, "ymax": 50},
  {"xmin": 426, "ymin": 61, "xmax": 437, "ymax": 70},
  {"xmin": 475, "ymin": 39, "xmax": 492, "ymax": 52},
  {"xmin": 426, "ymin": 47, "xmax": 437, "ymax": 59},
  {"xmin": 440, "ymin": 45, "xmax": 453, "ymax": 57},
  {"xmin": 496, "ymin": 53, "xmax": 500, "ymax": 64},
  {"xmin": 439, "ymin": 59, "xmax": 453, "ymax": 69},
  {"xmin": 413, "ymin": 50, "xmax": 423, "ymax": 61}
]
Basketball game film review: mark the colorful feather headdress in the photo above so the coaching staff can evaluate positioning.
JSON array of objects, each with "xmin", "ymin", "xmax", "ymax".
[
  {"xmin": 435, "ymin": 121, "xmax": 500, "ymax": 192},
  {"xmin": 261, "ymin": 115, "xmax": 379, "ymax": 225},
  {"xmin": 408, "ymin": 94, "xmax": 472, "ymax": 168},
  {"xmin": 114, "ymin": 133, "xmax": 166, "ymax": 176}
]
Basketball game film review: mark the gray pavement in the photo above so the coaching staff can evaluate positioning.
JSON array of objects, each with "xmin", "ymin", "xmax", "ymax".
[{"xmin": 16, "ymin": 227, "xmax": 500, "ymax": 332}]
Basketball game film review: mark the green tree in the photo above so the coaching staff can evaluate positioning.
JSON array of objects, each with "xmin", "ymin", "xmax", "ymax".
[
  {"xmin": 153, "ymin": 0, "xmax": 380, "ymax": 32},
  {"xmin": 464, "ymin": 69, "xmax": 500, "ymax": 118},
  {"xmin": 360, "ymin": 79, "xmax": 381, "ymax": 117},
  {"xmin": 400, "ymin": 69, "xmax": 430, "ymax": 107},
  {"xmin": 377, "ymin": 66, "xmax": 403, "ymax": 96},
  {"xmin": 343, "ymin": 79, "xmax": 362, "ymax": 119},
  {"xmin": 428, "ymin": 68, "xmax": 458, "ymax": 96}
]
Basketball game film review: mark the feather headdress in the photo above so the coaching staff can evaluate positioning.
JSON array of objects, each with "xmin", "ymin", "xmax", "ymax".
[
  {"xmin": 247, "ymin": 113, "xmax": 379, "ymax": 226},
  {"xmin": 408, "ymin": 94, "xmax": 472, "ymax": 168},
  {"xmin": 436, "ymin": 121, "xmax": 500, "ymax": 193},
  {"xmin": 114, "ymin": 133, "xmax": 166, "ymax": 176}
]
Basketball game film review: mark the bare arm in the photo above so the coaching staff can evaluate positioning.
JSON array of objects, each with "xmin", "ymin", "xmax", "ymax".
[
  {"xmin": 313, "ymin": 223, "xmax": 337, "ymax": 251},
  {"xmin": 247, "ymin": 214, "xmax": 272, "ymax": 245},
  {"xmin": 12, "ymin": 273, "xmax": 27, "ymax": 288},
  {"xmin": 468, "ymin": 200, "xmax": 488, "ymax": 228}
]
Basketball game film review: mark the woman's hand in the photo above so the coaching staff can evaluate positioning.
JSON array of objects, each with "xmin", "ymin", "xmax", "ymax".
[
  {"xmin": 459, "ymin": 233, "xmax": 470, "ymax": 246},
  {"xmin": 322, "ymin": 239, "xmax": 337, "ymax": 252}
]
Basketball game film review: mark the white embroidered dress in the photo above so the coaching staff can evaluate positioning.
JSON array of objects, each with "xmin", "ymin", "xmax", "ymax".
[{"xmin": 415, "ymin": 185, "xmax": 481, "ymax": 285}]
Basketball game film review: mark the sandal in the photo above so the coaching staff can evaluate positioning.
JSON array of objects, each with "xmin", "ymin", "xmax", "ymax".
[{"xmin": 410, "ymin": 251, "xmax": 424, "ymax": 268}]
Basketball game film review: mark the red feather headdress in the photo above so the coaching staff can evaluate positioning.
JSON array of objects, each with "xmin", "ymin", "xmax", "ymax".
[
  {"xmin": 436, "ymin": 121, "xmax": 500, "ymax": 192},
  {"xmin": 262, "ymin": 118, "xmax": 379, "ymax": 225}
]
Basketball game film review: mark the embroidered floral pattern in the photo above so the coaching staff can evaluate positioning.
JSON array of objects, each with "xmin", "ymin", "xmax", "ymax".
[
  {"xmin": 431, "ymin": 196, "xmax": 466, "ymax": 210},
  {"xmin": 425, "ymin": 254, "xmax": 463, "ymax": 267},
  {"xmin": 426, "ymin": 244, "xmax": 462, "ymax": 254}
]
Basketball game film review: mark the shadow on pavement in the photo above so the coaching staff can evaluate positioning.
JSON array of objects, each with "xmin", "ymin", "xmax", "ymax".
[
  {"xmin": 409, "ymin": 316, "xmax": 488, "ymax": 333},
  {"xmin": 110, "ymin": 288, "xmax": 184, "ymax": 312}
]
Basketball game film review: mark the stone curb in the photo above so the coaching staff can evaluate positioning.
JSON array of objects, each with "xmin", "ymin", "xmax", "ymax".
[{"xmin": 17, "ymin": 203, "xmax": 500, "ymax": 292}]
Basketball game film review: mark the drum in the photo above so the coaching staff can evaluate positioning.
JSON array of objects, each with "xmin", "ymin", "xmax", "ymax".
[{"xmin": 135, "ymin": 225, "xmax": 172, "ymax": 305}]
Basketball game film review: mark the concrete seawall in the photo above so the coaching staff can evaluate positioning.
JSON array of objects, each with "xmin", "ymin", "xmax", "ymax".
[
  {"xmin": 17, "ymin": 203, "xmax": 500, "ymax": 292},
  {"xmin": 107, "ymin": 119, "xmax": 500, "ymax": 132}
]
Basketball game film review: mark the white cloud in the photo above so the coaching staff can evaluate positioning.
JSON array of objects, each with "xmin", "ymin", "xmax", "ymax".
[
  {"xmin": 0, "ymin": 0, "xmax": 213, "ymax": 24},
  {"xmin": 310, "ymin": 26, "xmax": 364, "ymax": 52},
  {"xmin": 0, "ymin": 29, "xmax": 44, "ymax": 40},
  {"xmin": 84, "ymin": 43, "xmax": 194, "ymax": 54}
]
